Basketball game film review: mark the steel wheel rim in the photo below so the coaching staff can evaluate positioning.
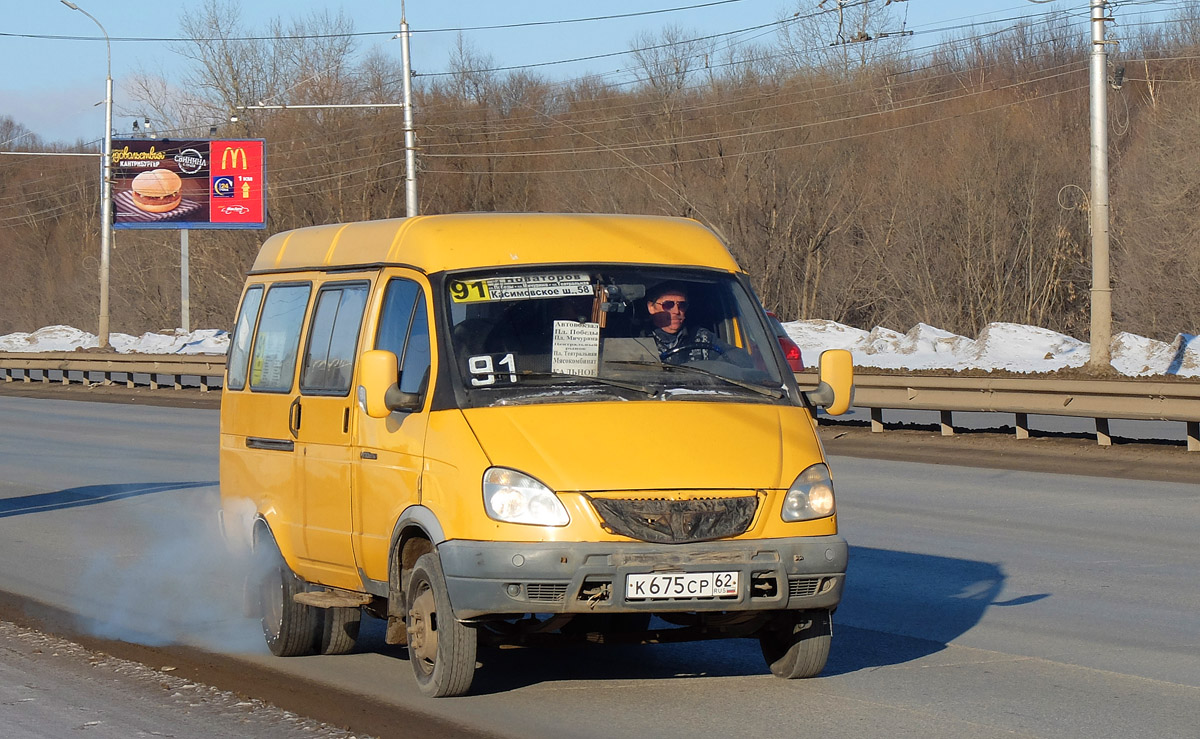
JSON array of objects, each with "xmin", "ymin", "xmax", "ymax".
[
  {"xmin": 261, "ymin": 566, "xmax": 284, "ymax": 640},
  {"xmin": 409, "ymin": 581, "xmax": 438, "ymax": 672}
]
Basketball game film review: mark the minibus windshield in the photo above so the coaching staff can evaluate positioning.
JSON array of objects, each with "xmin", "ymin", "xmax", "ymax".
[{"xmin": 443, "ymin": 267, "xmax": 789, "ymax": 406}]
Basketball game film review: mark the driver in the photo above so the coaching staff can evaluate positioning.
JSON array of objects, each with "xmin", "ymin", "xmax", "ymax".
[{"xmin": 644, "ymin": 282, "xmax": 726, "ymax": 362}]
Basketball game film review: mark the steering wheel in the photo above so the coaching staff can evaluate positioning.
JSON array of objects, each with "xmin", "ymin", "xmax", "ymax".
[{"xmin": 659, "ymin": 341, "xmax": 725, "ymax": 362}]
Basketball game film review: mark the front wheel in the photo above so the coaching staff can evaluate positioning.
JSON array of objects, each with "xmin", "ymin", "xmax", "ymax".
[
  {"xmin": 406, "ymin": 552, "xmax": 478, "ymax": 697},
  {"xmin": 758, "ymin": 610, "xmax": 832, "ymax": 678}
]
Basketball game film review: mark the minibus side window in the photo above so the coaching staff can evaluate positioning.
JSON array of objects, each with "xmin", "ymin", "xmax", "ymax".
[
  {"xmin": 376, "ymin": 279, "xmax": 419, "ymax": 359},
  {"xmin": 249, "ymin": 283, "xmax": 312, "ymax": 393},
  {"xmin": 375, "ymin": 278, "xmax": 430, "ymax": 394},
  {"xmin": 400, "ymin": 298, "xmax": 430, "ymax": 395},
  {"xmin": 300, "ymin": 283, "xmax": 369, "ymax": 395},
  {"xmin": 227, "ymin": 285, "xmax": 263, "ymax": 391}
]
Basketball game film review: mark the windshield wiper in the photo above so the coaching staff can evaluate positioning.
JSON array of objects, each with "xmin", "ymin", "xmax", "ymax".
[
  {"xmin": 472, "ymin": 370, "xmax": 659, "ymax": 397},
  {"xmin": 604, "ymin": 360, "xmax": 784, "ymax": 398}
]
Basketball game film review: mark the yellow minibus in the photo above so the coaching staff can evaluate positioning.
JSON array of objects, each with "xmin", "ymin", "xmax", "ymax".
[{"xmin": 219, "ymin": 213, "xmax": 853, "ymax": 696}]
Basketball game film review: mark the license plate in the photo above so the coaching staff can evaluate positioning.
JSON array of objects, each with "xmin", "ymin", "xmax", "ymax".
[{"xmin": 625, "ymin": 571, "xmax": 739, "ymax": 600}]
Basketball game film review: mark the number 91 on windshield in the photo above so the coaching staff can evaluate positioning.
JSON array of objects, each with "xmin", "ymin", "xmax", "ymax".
[{"xmin": 625, "ymin": 571, "xmax": 739, "ymax": 600}]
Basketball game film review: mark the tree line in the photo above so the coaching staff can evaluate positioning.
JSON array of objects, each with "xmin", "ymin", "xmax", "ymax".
[{"xmin": 2, "ymin": 1, "xmax": 1198, "ymax": 347}]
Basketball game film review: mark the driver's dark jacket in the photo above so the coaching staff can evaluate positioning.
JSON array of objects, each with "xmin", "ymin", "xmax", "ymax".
[{"xmin": 648, "ymin": 325, "xmax": 724, "ymax": 362}]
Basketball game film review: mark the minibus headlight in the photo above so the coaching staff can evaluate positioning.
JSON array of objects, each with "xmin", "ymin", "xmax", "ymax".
[
  {"xmin": 483, "ymin": 468, "xmax": 570, "ymax": 526},
  {"xmin": 782, "ymin": 463, "xmax": 836, "ymax": 522}
]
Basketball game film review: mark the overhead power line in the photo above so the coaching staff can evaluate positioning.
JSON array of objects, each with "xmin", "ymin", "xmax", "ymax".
[
  {"xmin": 411, "ymin": 1, "xmax": 875, "ymax": 79},
  {"xmin": 4, "ymin": 2, "xmax": 1195, "ymax": 223},
  {"xmin": 0, "ymin": 0, "xmax": 752, "ymax": 43}
]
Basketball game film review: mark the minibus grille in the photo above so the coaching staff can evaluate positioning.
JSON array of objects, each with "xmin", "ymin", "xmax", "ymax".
[
  {"xmin": 788, "ymin": 577, "xmax": 836, "ymax": 599},
  {"xmin": 525, "ymin": 583, "xmax": 568, "ymax": 603},
  {"xmin": 788, "ymin": 578, "xmax": 821, "ymax": 598},
  {"xmin": 585, "ymin": 496, "xmax": 758, "ymax": 544}
]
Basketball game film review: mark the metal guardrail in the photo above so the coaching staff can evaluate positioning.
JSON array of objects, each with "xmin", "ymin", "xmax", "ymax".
[
  {"xmin": 845, "ymin": 373, "xmax": 1200, "ymax": 452},
  {"xmin": 2, "ymin": 353, "xmax": 1197, "ymax": 450},
  {"xmin": 0, "ymin": 351, "xmax": 225, "ymax": 391}
]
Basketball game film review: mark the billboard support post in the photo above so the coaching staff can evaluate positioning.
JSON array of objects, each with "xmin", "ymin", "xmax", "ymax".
[{"xmin": 180, "ymin": 229, "xmax": 190, "ymax": 333}]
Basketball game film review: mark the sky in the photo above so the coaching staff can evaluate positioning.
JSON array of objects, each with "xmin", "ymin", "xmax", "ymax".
[{"xmin": 0, "ymin": 0, "xmax": 1114, "ymax": 147}]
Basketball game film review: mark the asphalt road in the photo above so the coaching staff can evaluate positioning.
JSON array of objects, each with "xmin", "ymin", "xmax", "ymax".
[{"xmin": 0, "ymin": 393, "xmax": 1197, "ymax": 738}]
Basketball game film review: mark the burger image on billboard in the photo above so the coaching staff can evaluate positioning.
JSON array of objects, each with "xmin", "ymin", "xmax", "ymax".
[{"xmin": 130, "ymin": 169, "xmax": 183, "ymax": 213}]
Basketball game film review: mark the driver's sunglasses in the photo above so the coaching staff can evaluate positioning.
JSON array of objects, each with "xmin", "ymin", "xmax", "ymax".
[{"xmin": 656, "ymin": 300, "xmax": 688, "ymax": 311}]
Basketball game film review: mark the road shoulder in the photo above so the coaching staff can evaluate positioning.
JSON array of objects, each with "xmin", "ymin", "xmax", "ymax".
[{"xmin": 818, "ymin": 422, "xmax": 1196, "ymax": 485}]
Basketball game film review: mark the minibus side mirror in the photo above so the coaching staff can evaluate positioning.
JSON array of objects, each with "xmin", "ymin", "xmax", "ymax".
[
  {"xmin": 358, "ymin": 350, "xmax": 422, "ymax": 418},
  {"xmin": 803, "ymin": 349, "xmax": 854, "ymax": 416}
]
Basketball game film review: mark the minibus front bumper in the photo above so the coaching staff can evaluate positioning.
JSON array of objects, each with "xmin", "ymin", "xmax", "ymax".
[{"xmin": 437, "ymin": 536, "xmax": 847, "ymax": 620}]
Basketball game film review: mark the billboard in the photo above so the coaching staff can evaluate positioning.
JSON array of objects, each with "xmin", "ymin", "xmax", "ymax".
[{"xmin": 111, "ymin": 139, "xmax": 266, "ymax": 230}]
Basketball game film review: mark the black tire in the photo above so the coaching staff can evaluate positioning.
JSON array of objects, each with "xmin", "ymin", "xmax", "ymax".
[
  {"xmin": 319, "ymin": 606, "xmax": 362, "ymax": 655},
  {"xmin": 406, "ymin": 552, "xmax": 478, "ymax": 697},
  {"xmin": 257, "ymin": 539, "xmax": 321, "ymax": 657},
  {"xmin": 758, "ymin": 610, "xmax": 832, "ymax": 679}
]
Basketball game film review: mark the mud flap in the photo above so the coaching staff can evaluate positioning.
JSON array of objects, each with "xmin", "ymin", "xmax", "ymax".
[{"xmin": 386, "ymin": 615, "xmax": 409, "ymax": 646}]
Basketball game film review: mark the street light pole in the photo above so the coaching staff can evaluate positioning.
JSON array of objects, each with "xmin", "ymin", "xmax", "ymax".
[
  {"xmin": 400, "ymin": 2, "xmax": 419, "ymax": 217},
  {"xmin": 1087, "ymin": 0, "xmax": 1113, "ymax": 371},
  {"xmin": 61, "ymin": 0, "xmax": 114, "ymax": 349}
]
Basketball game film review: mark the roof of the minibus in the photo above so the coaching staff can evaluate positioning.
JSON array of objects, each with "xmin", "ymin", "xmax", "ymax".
[{"xmin": 249, "ymin": 213, "xmax": 742, "ymax": 275}]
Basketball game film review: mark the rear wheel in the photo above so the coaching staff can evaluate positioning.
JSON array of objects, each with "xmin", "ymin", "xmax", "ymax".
[
  {"xmin": 257, "ymin": 539, "xmax": 320, "ymax": 657},
  {"xmin": 406, "ymin": 552, "xmax": 477, "ymax": 697},
  {"xmin": 319, "ymin": 607, "xmax": 362, "ymax": 655},
  {"xmin": 758, "ymin": 610, "xmax": 832, "ymax": 678}
]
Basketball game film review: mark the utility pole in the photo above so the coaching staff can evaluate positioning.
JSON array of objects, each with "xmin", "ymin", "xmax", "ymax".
[
  {"xmin": 1088, "ymin": 0, "xmax": 1113, "ymax": 371},
  {"xmin": 61, "ymin": 0, "xmax": 114, "ymax": 349},
  {"xmin": 233, "ymin": 10, "xmax": 420, "ymax": 218},
  {"xmin": 401, "ymin": 1, "xmax": 419, "ymax": 217}
]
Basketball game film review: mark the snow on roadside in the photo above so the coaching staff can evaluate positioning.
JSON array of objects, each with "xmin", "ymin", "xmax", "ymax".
[
  {"xmin": 112, "ymin": 329, "xmax": 229, "ymax": 355},
  {"xmin": 783, "ymin": 319, "xmax": 1199, "ymax": 378},
  {"xmin": 1111, "ymin": 332, "xmax": 1199, "ymax": 377},
  {"xmin": 0, "ymin": 326, "xmax": 228, "ymax": 355},
  {"xmin": 971, "ymin": 322, "xmax": 1088, "ymax": 373},
  {"xmin": 0, "ymin": 325, "xmax": 96, "ymax": 352},
  {"xmin": 0, "ymin": 320, "xmax": 1196, "ymax": 377}
]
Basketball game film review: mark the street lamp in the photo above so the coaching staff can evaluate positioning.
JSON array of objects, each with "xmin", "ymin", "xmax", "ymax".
[{"xmin": 61, "ymin": 0, "xmax": 114, "ymax": 349}]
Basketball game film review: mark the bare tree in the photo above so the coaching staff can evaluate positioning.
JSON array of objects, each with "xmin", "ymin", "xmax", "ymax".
[{"xmin": 778, "ymin": 0, "xmax": 908, "ymax": 78}]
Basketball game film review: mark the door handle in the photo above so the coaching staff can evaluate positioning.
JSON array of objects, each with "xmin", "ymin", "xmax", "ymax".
[
  {"xmin": 361, "ymin": 451, "xmax": 378, "ymax": 460},
  {"xmin": 247, "ymin": 437, "xmax": 295, "ymax": 452},
  {"xmin": 288, "ymin": 397, "xmax": 302, "ymax": 438}
]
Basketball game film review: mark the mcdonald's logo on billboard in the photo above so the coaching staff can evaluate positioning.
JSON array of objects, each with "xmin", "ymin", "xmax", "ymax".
[
  {"xmin": 211, "ymin": 140, "xmax": 265, "ymax": 228},
  {"xmin": 221, "ymin": 146, "xmax": 249, "ymax": 170}
]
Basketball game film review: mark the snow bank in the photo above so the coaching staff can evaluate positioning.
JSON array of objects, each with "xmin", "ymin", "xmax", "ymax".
[
  {"xmin": 1110, "ymin": 332, "xmax": 1199, "ymax": 377},
  {"xmin": 0, "ymin": 325, "xmax": 96, "ymax": 352},
  {"xmin": 0, "ymin": 320, "xmax": 1196, "ymax": 378},
  {"xmin": 0, "ymin": 326, "xmax": 228, "ymax": 355},
  {"xmin": 970, "ymin": 322, "xmax": 1088, "ymax": 373},
  {"xmin": 783, "ymin": 320, "xmax": 1198, "ymax": 377}
]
